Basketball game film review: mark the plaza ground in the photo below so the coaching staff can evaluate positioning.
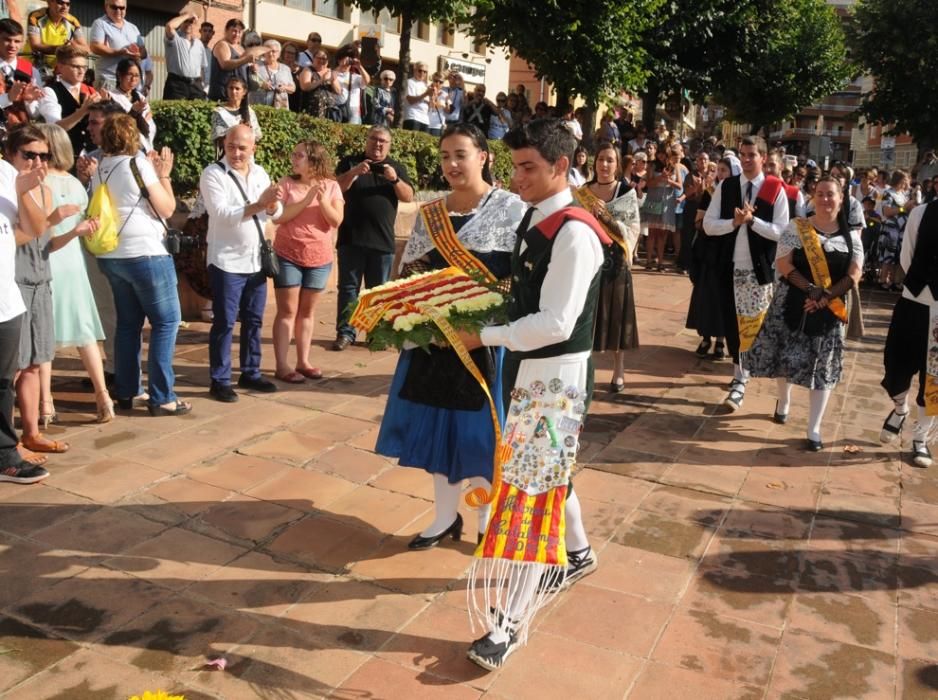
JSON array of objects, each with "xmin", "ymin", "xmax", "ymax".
[{"xmin": 0, "ymin": 268, "xmax": 936, "ymax": 699}]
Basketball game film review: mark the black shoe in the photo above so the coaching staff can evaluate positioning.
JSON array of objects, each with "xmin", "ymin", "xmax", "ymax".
[
  {"xmin": 332, "ymin": 335, "xmax": 353, "ymax": 351},
  {"xmin": 712, "ymin": 342, "xmax": 726, "ymax": 361},
  {"xmin": 912, "ymin": 440, "xmax": 933, "ymax": 468},
  {"xmin": 467, "ymin": 631, "xmax": 519, "ymax": 672},
  {"xmin": 773, "ymin": 401, "xmax": 788, "ymax": 425},
  {"xmin": 610, "ymin": 379, "xmax": 625, "ymax": 393},
  {"xmin": 477, "ymin": 531, "xmax": 485, "ymax": 546},
  {"xmin": 880, "ymin": 409, "xmax": 907, "ymax": 444},
  {"xmin": 147, "ymin": 400, "xmax": 193, "ymax": 417},
  {"xmin": 407, "ymin": 513, "xmax": 463, "ymax": 550},
  {"xmin": 695, "ymin": 338, "xmax": 712, "ymax": 358},
  {"xmin": 805, "ymin": 438, "xmax": 824, "ymax": 452},
  {"xmin": 0, "ymin": 459, "xmax": 50, "ymax": 484},
  {"xmin": 537, "ymin": 545, "xmax": 598, "ymax": 593},
  {"xmin": 237, "ymin": 374, "xmax": 277, "ymax": 393},
  {"xmin": 209, "ymin": 381, "xmax": 239, "ymax": 403}
]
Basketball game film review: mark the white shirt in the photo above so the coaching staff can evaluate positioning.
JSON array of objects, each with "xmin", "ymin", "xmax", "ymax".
[
  {"xmin": 92, "ymin": 153, "xmax": 168, "ymax": 259},
  {"xmin": 0, "ymin": 161, "xmax": 26, "ymax": 323},
  {"xmin": 200, "ymin": 157, "xmax": 282, "ymax": 274},
  {"xmin": 703, "ymin": 171, "xmax": 789, "ymax": 270},
  {"xmin": 109, "ymin": 91, "xmax": 157, "ymax": 152},
  {"xmin": 404, "ymin": 78, "xmax": 429, "ymax": 124},
  {"xmin": 0, "ymin": 58, "xmax": 42, "ymax": 112},
  {"xmin": 335, "ymin": 69, "xmax": 363, "ymax": 124},
  {"xmin": 563, "ymin": 118, "xmax": 583, "ymax": 141},
  {"xmin": 901, "ymin": 203, "xmax": 936, "ymax": 306},
  {"xmin": 481, "ymin": 188, "xmax": 604, "ymax": 353},
  {"xmin": 35, "ymin": 77, "xmax": 84, "ymax": 123}
]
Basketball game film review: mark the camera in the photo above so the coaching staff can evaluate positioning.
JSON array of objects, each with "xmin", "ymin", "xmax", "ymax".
[
  {"xmin": 164, "ymin": 229, "xmax": 199, "ymax": 255},
  {"xmin": 370, "ymin": 162, "xmax": 387, "ymax": 177}
]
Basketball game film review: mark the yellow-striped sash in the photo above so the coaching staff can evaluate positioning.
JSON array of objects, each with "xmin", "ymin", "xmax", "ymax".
[
  {"xmin": 795, "ymin": 218, "xmax": 848, "ymax": 324},
  {"xmin": 421, "ymin": 198, "xmax": 497, "ymax": 283}
]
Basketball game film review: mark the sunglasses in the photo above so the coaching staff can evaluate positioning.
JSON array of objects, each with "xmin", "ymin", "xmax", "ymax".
[
  {"xmin": 54, "ymin": 0, "xmax": 71, "ymax": 5},
  {"xmin": 108, "ymin": 4, "xmax": 127, "ymax": 11},
  {"xmin": 20, "ymin": 150, "xmax": 51, "ymax": 162}
]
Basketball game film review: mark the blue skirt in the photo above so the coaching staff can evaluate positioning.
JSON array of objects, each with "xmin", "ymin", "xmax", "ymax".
[{"xmin": 376, "ymin": 347, "xmax": 506, "ymax": 483}]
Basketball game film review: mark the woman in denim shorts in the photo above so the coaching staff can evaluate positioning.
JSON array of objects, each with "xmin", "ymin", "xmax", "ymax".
[{"xmin": 271, "ymin": 140, "xmax": 344, "ymax": 381}]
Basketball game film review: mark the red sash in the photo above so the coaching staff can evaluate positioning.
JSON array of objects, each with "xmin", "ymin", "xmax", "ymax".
[{"xmin": 533, "ymin": 206, "xmax": 613, "ymax": 246}]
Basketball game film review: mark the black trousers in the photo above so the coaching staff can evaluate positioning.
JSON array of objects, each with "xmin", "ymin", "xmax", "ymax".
[
  {"xmin": 882, "ymin": 296, "xmax": 929, "ymax": 406},
  {"xmin": 162, "ymin": 73, "xmax": 206, "ymax": 100},
  {"xmin": 0, "ymin": 314, "xmax": 23, "ymax": 466},
  {"xmin": 718, "ymin": 265, "xmax": 742, "ymax": 365}
]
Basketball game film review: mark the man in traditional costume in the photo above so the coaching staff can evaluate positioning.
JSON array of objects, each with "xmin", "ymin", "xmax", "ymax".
[
  {"xmin": 880, "ymin": 198, "xmax": 938, "ymax": 467},
  {"xmin": 456, "ymin": 119, "xmax": 611, "ymax": 671},
  {"xmin": 703, "ymin": 135, "xmax": 790, "ymax": 410}
]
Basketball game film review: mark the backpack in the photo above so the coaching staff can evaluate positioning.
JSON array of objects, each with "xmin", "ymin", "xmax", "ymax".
[{"xmin": 84, "ymin": 156, "xmax": 136, "ymax": 256}]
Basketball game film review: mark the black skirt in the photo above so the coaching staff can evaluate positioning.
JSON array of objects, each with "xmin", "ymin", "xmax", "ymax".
[{"xmin": 594, "ymin": 265, "xmax": 639, "ymax": 352}]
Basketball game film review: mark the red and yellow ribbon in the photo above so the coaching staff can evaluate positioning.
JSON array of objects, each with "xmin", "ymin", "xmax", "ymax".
[{"xmin": 421, "ymin": 198, "xmax": 497, "ymax": 284}]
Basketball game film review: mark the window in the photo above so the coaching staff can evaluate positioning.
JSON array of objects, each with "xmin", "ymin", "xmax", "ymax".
[
  {"xmin": 411, "ymin": 20, "xmax": 430, "ymax": 41},
  {"xmin": 316, "ymin": 0, "xmax": 346, "ymax": 19},
  {"xmin": 285, "ymin": 0, "xmax": 312, "ymax": 10},
  {"xmin": 373, "ymin": 9, "xmax": 401, "ymax": 33},
  {"xmin": 472, "ymin": 36, "xmax": 486, "ymax": 55},
  {"xmin": 436, "ymin": 22, "xmax": 454, "ymax": 47}
]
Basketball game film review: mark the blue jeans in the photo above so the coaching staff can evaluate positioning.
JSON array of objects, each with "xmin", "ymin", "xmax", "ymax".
[
  {"xmin": 335, "ymin": 244, "xmax": 394, "ymax": 341},
  {"xmin": 98, "ymin": 256, "xmax": 181, "ymax": 406},
  {"xmin": 208, "ymin": 265, "xmax": 268, "ymax": 384}
]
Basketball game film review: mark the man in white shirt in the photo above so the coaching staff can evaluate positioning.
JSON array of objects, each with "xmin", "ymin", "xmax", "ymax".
[
  {"xmin": 0, "ymin": 18, "xmax": 43, "ymax": 121},
  {"xmin": 880, "ymin": 199, "xmax": 938, "ymax": 467},
  {"xmin": 34, "ymin": 45, "xmax": 101, "ymax": 158},
  {"xmin": 704, "ymin": 135, "xmax": 789, "ymax": 411},
  {"xmin": 88, "ymin": 0, "xmax": 145, "ymax": 90},
  {"xmin": 457, "ymin": 119, "xmax": 607, "ymax": 671},
  {"xmin": 200, "ymin": 124, "xmax": 282, "ymax": 402}
]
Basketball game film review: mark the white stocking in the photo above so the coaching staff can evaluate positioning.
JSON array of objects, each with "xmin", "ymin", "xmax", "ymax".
[
  {"xmin": 468, "ymin": 476, "xmax": 492, "ymax": 535},
  {"xmin": 564, "ymin": 488, "xmax": 590, "ymax": 552},
  {"xmin": 423, "ymin": 473, "xmax": 461, "ymax": 538},
  {"xmin": 807, "ymin": 388, "xmax": 832, "ymax": 442},
  {"xmin": 912, "ymin": 404, "xmax": 936, "ymax": 443},
  {"xmin": 488, "ymin": 563, "xmax": 544, "ymax": 645},
  {"xmin": 892, "ymin": 390, "xmax": 909, "ymax": 416},
  {"xmin": 776, "ymin": 378, "xmax": 792, "ymax": 416},
  {"xmin": 733, "ymin": 363, "xmax": 749, "ymax": 383}
]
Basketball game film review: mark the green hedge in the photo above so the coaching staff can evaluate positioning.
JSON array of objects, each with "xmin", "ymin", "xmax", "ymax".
[{"xmin": 151, "ymin": 100, "xmax": 513, "ymax": 194}]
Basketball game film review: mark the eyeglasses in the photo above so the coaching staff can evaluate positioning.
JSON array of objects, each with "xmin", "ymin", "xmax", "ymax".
[
  {"xmin": 124, "ymin": 72, "xmax": 141, "ymax": 79},
  {"xmin": 309, "ymin": 37, "xmax": 322, "ymax": 42},
  {"xmin": 20, "ymin": 150, "xmax": 51, "ymax": 162},
  {"xmin": 54, "ymin": 0, "xmax": 71, "ymax": 5},
  {"xmin": 108, "ymin": 4, "xmax": 127, "ymax": 11},
  {"xmin": 432, "ymin": 80, "xmax": 443, "ymax": 85}
]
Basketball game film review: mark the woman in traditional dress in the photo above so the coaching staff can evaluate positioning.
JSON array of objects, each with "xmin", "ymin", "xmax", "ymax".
[
  {"xmin": 747, "ymin": 176, "xmax": 863, "ymax": 451},
  {"xmin": 376, "ymin": 124, "xmax": 526, "ymax": 549},
  {"xmin": 579, "ymin": 142, "xmax": 640, "ymax": 392},
  {"xmin": 877, "ymin": 169, "xmax": 911, "ymax": 290},
  {"xmin": 108, "ymin": 58, "xmax": 157, "ymax": 152},
  {"xmin": 211, "ymin": 76, "xmax": 262, "ymax": 153},
  {"xmin": 686, "ymin": 156, "xmax": 738, "ymax": 359}
]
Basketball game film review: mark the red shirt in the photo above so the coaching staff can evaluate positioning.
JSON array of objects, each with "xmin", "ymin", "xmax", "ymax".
[{"xmin": 273, "ymin": 178, "xmax": 343, "ymax": 268}]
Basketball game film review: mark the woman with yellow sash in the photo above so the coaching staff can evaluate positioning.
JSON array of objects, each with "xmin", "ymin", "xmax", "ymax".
[
  {"xmin": 576, "ymin": 141, "xmax": 641, "ymax": 392},
  {"xmin": 376, "ymin": 124, "xmax": 526, "ymax": 549},
  {"xmin": 748, "ymin": 176, "xmax": 863, "ymax": 451}
]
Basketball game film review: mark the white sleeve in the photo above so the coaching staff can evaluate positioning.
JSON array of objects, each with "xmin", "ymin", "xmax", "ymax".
[
  {"xmin": 750, "ymin": 187, "xmax": 789, "ymax": 242},
  {"xmin": 36, "ymin": 87, "xmax": 63, "ymax": 123},
  {"xmin": 703, "ymin": 181, "xmax": 735, "ymax": 236},
  {"xmin": 900, "ymin": 204, "xmax": 925, "ymax": 273},
  {"xmin": 201, "ymin": 166, "xmax": 246, "ymax": 229},
  {"xmin": 481, "ymin": 221, "xmax": 603, "ymax": 352},
  {"xmin": 850, "ymin": 230, "xmax": 864, "ymax": 269}
]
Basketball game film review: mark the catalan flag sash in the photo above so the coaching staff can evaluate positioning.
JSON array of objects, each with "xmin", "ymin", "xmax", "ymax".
[
  {"xmin": 795, "ymin": 218, "xmax": 848, "ymax": 324},
  {"xmin": 421, "ymin": 198, "xmax": 497, "ymax": 283}
]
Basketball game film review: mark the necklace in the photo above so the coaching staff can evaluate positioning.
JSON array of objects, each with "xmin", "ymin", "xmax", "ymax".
[{"xmin": 595, "ymin": 179, "xmax": 616, "ymax": 186}]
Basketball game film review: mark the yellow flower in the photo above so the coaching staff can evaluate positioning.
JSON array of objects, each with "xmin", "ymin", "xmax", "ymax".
[{"xmin": 129, "ymin": 691, "xmax": 185, "ymax": 700}]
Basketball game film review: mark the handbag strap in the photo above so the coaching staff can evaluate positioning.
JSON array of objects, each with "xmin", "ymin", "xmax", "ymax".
[
  {"xmin": 222, "ymin": 163, "xmax": 267, "ymax": 247},
  {"xmin": 128, "ymin": 156, "xmax": 170, "ymax": 236}
]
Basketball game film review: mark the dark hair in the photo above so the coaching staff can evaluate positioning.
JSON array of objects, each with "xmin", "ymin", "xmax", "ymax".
[
  {"xmin": 440, "ymin": 123, "xmax": 493, "ymax": 185},
  {"xmin": 87, "ymin": 100, "xmax": 125, "ymax": 118},
  {"xmin": 225, "ymin": 18, "xmax": 245, "ymax": 31},
  {"xmin": 816, "ymin": 174, "xmax": 850, "ymax": 233},
  {"xmin": 588, "ymin": 141, "xmax": 621, "ymax": 182},
  {"xmin": 115, "ymin": 58, "xmax": 149, "ymax": 138},
  {"xmin": 336, "ymin": 44, "xmax": 359, "ymax": 61},
  {"xmin": 573, "ymin": 144, "xmax": 591, "ymax": 179},
  {"xmin": 503, "ymin": 118, "xmax": 576, "ymax": 167},
  {"xmin": 739, "ymin": 135, "xmax": 768, "ymax": 157},
  {"xmin": 225, "ymin": 76, "xmax": 251, "ymax": 126},
  {"xmin": 0, "ymin": 18, "xmax": 24, "ymax": 38},
  {"xmin": 201, "ymin": 22, "xmax": 214, "ymax": 30},
  {"xmin": 4, "ymin": 123, "xmax": 46, "ymax": 159}
]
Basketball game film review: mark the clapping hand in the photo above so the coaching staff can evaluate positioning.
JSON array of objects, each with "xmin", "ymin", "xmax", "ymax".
[
  {"xmin": 149, "ymin": 147, "xmax": 174, "ymax": 178},
  {"xmin": 48, "ymin": 204, "xmax": 82, "ymax": 226},
  {"xmin": 15, "ymin": 161, "xmax": 47, "ymax": 194},
  {"xmin": 75, "ymin": 217, "xmax": 100, "ymax": 238}
]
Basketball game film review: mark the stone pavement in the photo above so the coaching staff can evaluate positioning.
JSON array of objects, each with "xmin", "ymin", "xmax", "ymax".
[{"xmin": 1, "ymin": 269, "xmax": 936, "ymax": 700}]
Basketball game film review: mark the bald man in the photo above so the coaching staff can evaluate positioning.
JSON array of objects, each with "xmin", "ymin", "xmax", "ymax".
[{"xmin": 200, "ymin": 124, "xmax": 282, "ymax": 402}]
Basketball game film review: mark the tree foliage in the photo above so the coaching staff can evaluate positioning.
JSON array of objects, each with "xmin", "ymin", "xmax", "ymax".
[
  {"xmin": 849, "ymin": 0, "xmax": 938, "ymax": 149},
  {"xmin": 348, "ymin": 0, "xmax": 477, "ymax": 126},
  {"xmin": 713, "ymin": 0, "xmax": 852, "ymax": 133},
  {"xmin": 470, "ymin": 0, "xmax": 662, "ymax": 107}
]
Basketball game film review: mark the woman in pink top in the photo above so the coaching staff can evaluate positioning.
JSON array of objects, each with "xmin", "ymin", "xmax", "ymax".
[{"xmin": 272, "ymin": 140, "xmax": 344, "ymax": 382}]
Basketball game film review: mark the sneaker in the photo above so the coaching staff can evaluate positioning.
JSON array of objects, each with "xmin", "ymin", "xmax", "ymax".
[
  {"xmin": 237, "ymin": 374, "xmax": 277, "ymax": 393},
  {"xmin": 332, "ymin": 335, "xmax": 353, "ymax": 351},
  {"xmin": 209, "ymin": 381, "xmax": 239, "ymax": 403},
  {"xmin": 0, "ymin": 460, "xmax": 50, "ymax": 484},
  {"xmin": 912, "ymin": 441, "xmax": 933, "ymax": 468},
  {"xmin": 466, "ymin": 631, "xmax": 519, "ymax": 671},
  {"xmin": 880, "ymin": 409, "xmax": 907, "ymax": 444},
  {"xmin": 538, "ymin": 546, "xmax": 599, "ymax": 593},
  {"xmin": 695, "ymin": 338, "xmax": 712, "ymax": 358},
  {"xmin": 724, "ymin": 380, "xmax": 746, "ymax": 411}
]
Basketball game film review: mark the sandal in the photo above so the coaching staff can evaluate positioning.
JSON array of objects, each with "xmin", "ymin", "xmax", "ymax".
[
  {"xmin": 16, "ymin": 443, "xmax": 48, "ymax": 466},
  {"xmin": 40, "ymin": 401, "xmax": 57, "ymax": 430},
  {"xmin": 275, "ymin": 371, "xmax": 306, "ymax": 384},
  {"xmin": 21, "ymin": 434, "xmax": 70, "ymax": 454},
  {"xmin": 295, "ymin": 366, "xmax": 323, "ymax": 380},
  {"xmin": 147, "ymin": 400, "xmax": 193, "ymax": 417},
  {"xmin": 96, "ymin": 391, "xmax": 115, "ymax": 424}
]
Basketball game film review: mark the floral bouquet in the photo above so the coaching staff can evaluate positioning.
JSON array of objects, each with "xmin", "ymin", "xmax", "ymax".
[{"xmin": 349, "ymin": 266, "xmax": 507, "ymax": 351}]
